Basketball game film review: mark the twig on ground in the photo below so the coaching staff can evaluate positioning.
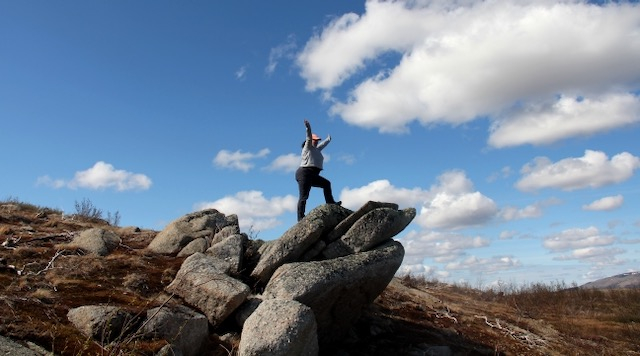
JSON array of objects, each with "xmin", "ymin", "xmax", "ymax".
[
  {"xmin": 2, "ymin": 236, "xmax": 21, "ymax": 249},
  {"xmin": 435, "ymin": 305, "xmax": 458, "ymax": 323},
  {"xmin": 474, "ymin": 315, "xmax": 548, "ymax": 348}
]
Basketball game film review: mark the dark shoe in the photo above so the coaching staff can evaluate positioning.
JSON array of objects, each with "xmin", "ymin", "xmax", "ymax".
[{"xmin": 332, "ymin": 201, "xmax": 342, "ymax": 206}]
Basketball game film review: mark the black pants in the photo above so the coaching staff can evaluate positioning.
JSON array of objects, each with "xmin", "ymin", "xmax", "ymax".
[{"xmin": 295, "ymin": 167, "xmax": 336, "ymax": 221}]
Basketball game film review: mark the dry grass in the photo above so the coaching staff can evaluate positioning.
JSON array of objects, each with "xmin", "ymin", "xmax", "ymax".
[
  {"xmin": 391, "ymin": 274, "xmax": 640, "ymax": 355},
  {"xmin": 1, "ymin": 199, "xmax": 640, "ymax": 355}
]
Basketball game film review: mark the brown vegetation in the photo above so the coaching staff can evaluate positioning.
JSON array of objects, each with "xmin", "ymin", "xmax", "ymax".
[{"xmin": 1, "ymin": 199, "xmax": 639, "ymax": 355}]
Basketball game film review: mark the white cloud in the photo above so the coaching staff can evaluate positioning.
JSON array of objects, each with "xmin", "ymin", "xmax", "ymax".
[
  {"xmin": 401, "ymin": 230, "xmax": 490, "ymax": 264},
  {"xmin": 516, "ymin": 150, "xmax": 640, "ymax": 192},
  {"xmin": 37, "ymin": 161, "xmax": 152, "ymax": 191},
  {"xmin": 265, "ymin": 153, "xmax": 299, "ymax": 173},
  {"xmin": 36, "ymin": 175, "xmax": 66, "ymax": 189},
  {"xmin": 582, "ymin": 195, "xmax": 624, "ymax": 211},
  {"xmin": 397, "ymin": 263, "xmax": 438, "ymax": 278},
  {"xmin": 235, "ymin": 65, "xmax": 247, "ymax": 80},
  {"xmin": 543, "ymin": 226, "xmax": 628, "ymax": 266},
  {"xmin": 499, "ymin": 230, "xmax": 517, "ymax": 240},
  {"xmin": 213, "ymin": 148, "xmax": 270, "ymax": 172},
  {"xmin": 417, "ymin": 170, "xmax": 497, "ymax": 230},
  {"xmin": 266, "ymin": 34, "xmax": 297, "ymax": 76},
  {"xmin": 489, "ymin": 94, "xmax": 640, "ymax": 148},
  {"xmin": 553, "ymin": 246, "xmax": 626, "ymax": 265},
  {"xmin": 337, "ymin": 153, "xmax": 356, "ymax": 165},
  {"xmin": 499, "ymin": 204, "xmax": 542, "ymax": 221},
  {"xmin": 499, "ymin": 197, "xmax": 561, "ymax": 221},
  {"xmin": 400, "ymin": 230, "xmax": 521, "ymax": 279},
  {"xmin": 543, "ymin": 226, "xmax": 615, "ymax": 252},
  {"xmin": 195, "ymin": 190, "xmax": 297, "ymax": 233},
  {"xmin": 445, "ymin": 255, "xmax": 521, "ymax": 273},
  {"xmin": 487, "ymin": 166, "xmax": 512, "ymax": 183},
  {"xmin": 339, "ymin": 179, "xmax": 429, "ymax": 210},
  {"xmin": 297, "ymin": 0, "xmax": 640, "ymax": 140}
]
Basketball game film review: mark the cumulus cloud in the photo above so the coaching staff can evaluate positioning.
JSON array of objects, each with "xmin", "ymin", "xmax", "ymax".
[
  {"xmin": 489, "ymin": 94, "xmax": 640, "ymax": 148},
  {"xmin": 417, "ymin": 170, "xmax": 497, "ymax": 230},
  {"xmin": 36, "ymin": 161, "xmax": 152, "ymax": 191},
  {"xmin": 499, "ymin": 230, "xmax": 518, "ymax": 240},
  {"xmin": 401, "ymin": 230, "xmax": 490, "ymax": 264},
  {"xmin": 499, "ymin": 204, "xmax": 543, "ymax": 221},
  {"xmin": 213, "ymin": 148, "xmax": 270, "ymax": 172},
  {"xmin": 399, "ymin": 230, "xmax": 520, "ymax": 278},
  {"xmin": 265, "ymin": 153, "xmax": 299, "ymax": 173},
  {"xmin": 553, "ymin": 247, "xmax": 626, "ymax": 265},
  {"xmin": 195, "ymin": 190, "xmax": 297, "ymax": 233},
  {"xmin": 397, "ymin": 263, "xmax": 440, "ymax": 278},
  {"xmin": 297, "ymin": 0, "xmax": 640, "ymax": 141},
  {"xmin": 543, "ymin": 227, "xmax": 627, "ymax": 268},
  {"xmin": 339, "ymin": 179, "xmax": 429, "ymax": 210},
  {"xmin": 582, "ymin": 195, "xmax": 624, "ymax": 211},
  {"xmin": 543, "ymin": 226, "xmax": 615, "ymax": 252},
  {"xmin": 499, "ymin": 197, "xmax": 561, "ymax": 221},
  {"xmin": 445, "ymin": 255, "xmax": 521, "ymax": 273},
  {"xmin": 516, "ymin": 150, "xmax": 640, "ymax": 192}
]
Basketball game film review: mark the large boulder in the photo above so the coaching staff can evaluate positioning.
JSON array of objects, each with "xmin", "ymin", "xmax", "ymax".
[
  {"xmin": 250, "ymin": 204, "xmax": 350, "ymax": 284},
  {"xmin": 206, "ymin": 233, "xmax": 247, "ymax": 276},
  {"xmin": 211, "ymin": 224, "xmax": 241, "ymax": 246},
  {"xmin": 69, "ymin": 228, "xmax": 121, "ymax": 256},
  {"xmin": 177, "ymin": 237, "xmax": 208, "ymax": 257},
  {"xmin": 324, "ymin": 201, "xmax": 399, "ymax": 244},
  {"xmin": 165, "ymin": 253, "xmax": 250, "ymax": 327},
  {"xmin": 147, "ymin": 209, "xmax": 238, "ymax": 255},
  {"xmin": 263, "ymin": 240, "xmax": 405, "ymax": 345},
  {"xmin": 322, "ymin": 207, "xmax": 416, "ymax": 258},
  {"xmin": 238, "ymin": 299, "xmax": 318, "ymax": 356},
  {"xmin": 141, "ymin": 305, "xmax": 209, "ymax": 356},
  {"xmin": 67, "ymin": 305, "xmax": 140, "ymax": 343}
]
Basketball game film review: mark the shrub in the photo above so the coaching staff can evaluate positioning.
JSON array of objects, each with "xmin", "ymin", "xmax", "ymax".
[
  {"xmin": 74, "ymin": 198, "xmax": 103, "ymax": 220},
  {"xmin": 73, "ymin": 198, "xmax": 121, "ymax": 226}
]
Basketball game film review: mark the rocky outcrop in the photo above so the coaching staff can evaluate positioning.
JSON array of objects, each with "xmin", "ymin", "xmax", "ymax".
[
  {"xmin": 146, "ymin": 209, "xmax": 238, "ymax": 254},
  {"xmin": 264, "ymin": 240, "xmax": 405, "ymax": 345},
  {"xmin": 67, "ymin": 201, "xmax": 415, "ymax": 356},
  {"xmin": 251, "ymin": 204, "xmax": 351, "ymax": 284},
  {"xmin": 322, "ymin": 207, "xmax": 415, "ymax": 258}
]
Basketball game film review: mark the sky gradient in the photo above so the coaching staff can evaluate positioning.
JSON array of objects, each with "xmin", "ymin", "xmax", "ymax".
[{"xmin": 2, "ymin": 0, "xmax": 639, "ymax": 287}]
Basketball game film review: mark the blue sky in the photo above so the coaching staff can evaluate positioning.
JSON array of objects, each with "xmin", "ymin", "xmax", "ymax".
[{"xmin": 2, "ymin": 0, "xmax": 639, "ymax": 287}]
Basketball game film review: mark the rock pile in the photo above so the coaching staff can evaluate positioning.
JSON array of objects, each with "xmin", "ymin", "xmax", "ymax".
[{"xmin": 66, "ymin": 201, "xmax": 415, "ymax": 356}]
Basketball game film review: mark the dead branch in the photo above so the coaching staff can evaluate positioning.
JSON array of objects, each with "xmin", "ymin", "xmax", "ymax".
[
  {"xmin": 435, "ymin": 305, "xmax": 458, "ymax": 323},
  {"xmin": 1, "ymin": 236, "xmax": 20, "ymax": 249},
  {"xmin": 474, "ymin": 315, "xmax": 548, "ymax": 348},
  {"xmin": 35, "ymin": 249, "xmax": 68, "ymax": 275}
]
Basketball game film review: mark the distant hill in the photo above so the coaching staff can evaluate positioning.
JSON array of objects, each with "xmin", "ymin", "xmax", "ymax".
[{"xmin": 580, "ymin": 272, "xmax": 640, "ymax": 289}]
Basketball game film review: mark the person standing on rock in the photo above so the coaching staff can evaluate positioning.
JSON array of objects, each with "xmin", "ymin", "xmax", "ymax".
[{"xmin": 295, "ymin": 119, "xmax": 341, "ymax": 221}]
